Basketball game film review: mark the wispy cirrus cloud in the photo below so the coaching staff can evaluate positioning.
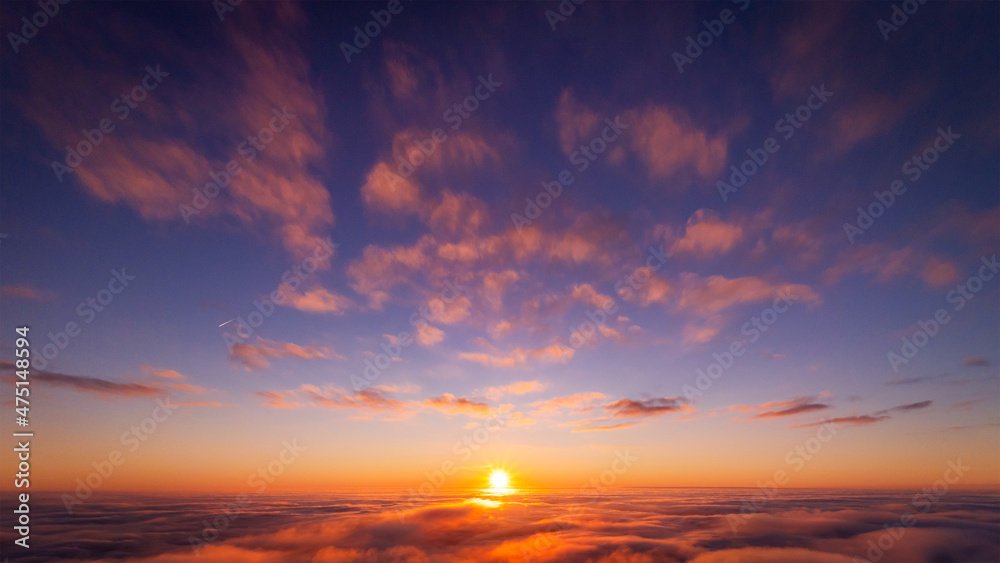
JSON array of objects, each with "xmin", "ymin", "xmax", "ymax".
[
  {"xmin": 0, "ymin": 285, "xmax": 57, "ymax": 301},
  {"xmin": 531, "ymin": 392, "xmax": 607, "ymax": 415},
  {"xmin": 1, "ymin": 361, "xmax": 163, "ymax": 398},
  {"xmin": 794, "ymin": 415, "xmax": 890, "ymax": 428},
  {"xmin": 230, "ymin": 337, "xmax": 341, "ymax": 371},
  {"xmin": 18, "ymin": 2, "xmax": 336, "ymax": 261},
  {"xmin": 423, "ymin": 393, "xmax": 497, "ymax": 418},
  {"xmin": 476, "ymin": 380, "xmax": 547, "ymax": 401},
  {"xmin": 459, "ymin": 342, "xmax": 574, "ymax": 368},
  {"xmin": 276, "ymin": 283, "xmax": 355, "ymax": 315},
  {"xmin": 793, "ymin": 400, "xmax": 931, "ymax": 428},
  {"xmin": 732, "ymin": 394, "xmax": 833, "ymax": 419},
  {"xmin": 257, "ymin": 384, "xmax": 410, "ymax": 414}
]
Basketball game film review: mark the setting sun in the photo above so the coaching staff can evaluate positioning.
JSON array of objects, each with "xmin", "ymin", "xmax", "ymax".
[
  {"xmin": 489, "ymin": 469, "xmax": 511, "ymax": 490},
  {"xmin": 1, "ymin": 1, "xmax": 998, "ymax": 561}
]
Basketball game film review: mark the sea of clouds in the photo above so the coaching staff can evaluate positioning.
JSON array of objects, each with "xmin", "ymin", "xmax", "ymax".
[{"xmin": 1, "ymin": 488, "xmax": 998, "ymax": 562}]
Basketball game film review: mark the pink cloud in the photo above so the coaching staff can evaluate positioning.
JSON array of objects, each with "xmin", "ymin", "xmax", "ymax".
[
  {"xmin": 301, "ymin": 384, "xmax": 408, "ymax": 412},
  {"xmin": 0, "ymin": 285, "xmax": 57, "ymax": 301},
  {"xmin": 423, "ymin": 393, "xmax": 496, "ymax": 418},
  {"xmin": 360, "ymin": 161, "xmax": 423, "ymax": 215},
  {"xmin": 139, "ymin": 364, "xmax": 185, "ymax": 380},
  {"xmin": 571, "ymin": 283, "xmax": 617, "ymax": 310},
  {"xmin": 531, "ymin": 392, "xmax": 607, "ymax": 414},
  {"xmin": 623, "ymin": 106, "xmax": 728, "ymax": 180},
  {"xmin": 823, "ymin": 243, "xmax": 958, "ymax": 289},
  {"xmin": 230, "ymin": 337, "xmax": 339, "ymax": 371},
  {"xmin": 675, "ymin": 273, "xmax": 820, "ymax": 316},
  {"xmin": 20, "ymin": 3, "xmax": 336, "ymax": 261},
  {"xmin": 478, "ymin": 380, "xmax": 547, "ymax": 401},
  {"xmin": 415, "ymin": 323, "xmax": 445, "ymax": 346},
  {"xmin": 277, "ymin": 283, "xmax": 356, "ymax": 315},
  {"xmin": 459, "ymin": 342, "xmax": 575, "ymax": 368},
  {"xmin": 554, "ymin": 88, "xmax": 602, "ymax": 155},
  {"xmin": 670, "ymin": 209, "xmax": 743, "ymax": 256}
]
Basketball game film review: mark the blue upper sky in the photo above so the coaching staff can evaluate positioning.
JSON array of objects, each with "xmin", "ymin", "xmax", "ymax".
[{"xmin": 0, "ymin": 0, "xmax": 997, "ymax": 489}]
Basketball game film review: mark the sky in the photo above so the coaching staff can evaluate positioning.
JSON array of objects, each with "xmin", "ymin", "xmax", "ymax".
[{"xmin": 0, "ymin": 0, "xmax": 998, "ymax": 495}]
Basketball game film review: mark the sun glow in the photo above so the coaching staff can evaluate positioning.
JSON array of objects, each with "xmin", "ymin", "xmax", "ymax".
[{"xmin": 488, "ymin": 469, "xmax": 510, "ymax": 490}]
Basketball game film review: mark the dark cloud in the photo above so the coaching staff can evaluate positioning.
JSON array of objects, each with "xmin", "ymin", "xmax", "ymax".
[
  {"xmin": 883, "ymin": 375, "xmax": 937, "ymax": 386},
  {"xmin": 0, "ymin": 360, "xmax": 164, "ymax": 398},
  {"xmin": 885, "ymin": 400, "xmax": 932, "ymax": 413},
  {"xmin": 605, "ymin": 397, "xmax": 688, "ymax": 418},
  {"xmin": 753, "ymin": 402, "xmax": 830, "ymax": 419},
  {"xmin": 794, "ymin": 415, "xmax": 891, "ymax": 428}
]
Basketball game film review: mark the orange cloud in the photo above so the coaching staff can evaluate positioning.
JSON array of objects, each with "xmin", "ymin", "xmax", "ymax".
[
  {"xmin": 301, "ymin": 384, "xmax": 408, "ymax": 412},
  {"xmin": 20, "ymin": 3, "xmax": 335, "ymax": 261},
  {"xmin": 255, "ymin": 390, "xmax": 302, "ymax": 409},
  {"xmin": 415, "ymin": 323, "xmax": 445, "ymax": 346},
  {"xmin": 276, "ymin": 283, "xmax": 355, "ymax": 315},
  {"xmin": 670, "ymin": 209, "xmax": 743, "ymax": 256},
  {"xmin": 459, "ymin": 342, "xmax": 574, "ymax": 368},
  {"xmin": 360, "ymin": 162, "xmax": 422, "ymax": 215},
  {"xmin": 423, "ymin": 393, "xmax": 495, "ymax": 418},
  {"xmin": 478, "ymin": 380, "xmax": 547, "ymax": 401},
  {"xmin": 139, "ymin": 364, "xmax": 185, "ymax": 380},
  {"xmin": 623, "ymin": 106, "xmax": 727, "ymax": 180},
  {"xmin": 531, "ymin": 392, "xmax": 606, "ymax": 414},
  {"xmin": 554, "ymin": 88, "xmax": 602, "ymax": 155},
  {"xmin": 823, "ymin": 243, "xmax": 958, "ymax": 288},
  {"xmin": 230, "ymin": 337, "xmax": 339, "ymax": 371},
  {"xmin": 0, "ymin": 285, "xmax": 57, "ymax": 301},
  {"xmin": 572, "ymin": 422, "xmax": 638, "ymax": 432},
  {"xmin": 571, "ymin": 283, "xmax": 616, "ymax": 310},
  {"xmin": 481, "ymin": 270, "xmax": 520, "ymax": 311},
  {"xmin": 675, "ymin": 273, "xmax": 820, "ymax": 315},
  {"xmin": 428, "ymin": 190, "xmax": 490, "ymax": 238}
]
